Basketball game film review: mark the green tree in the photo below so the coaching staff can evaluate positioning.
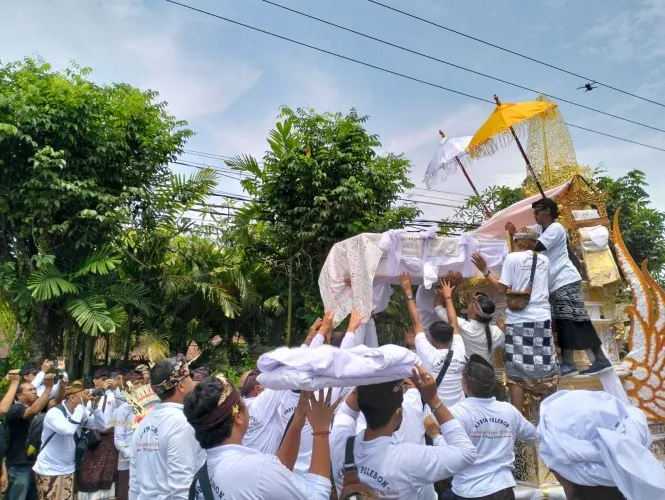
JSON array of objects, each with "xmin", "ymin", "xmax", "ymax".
[
  {"xmin": 595, "ymin": 169, "xmax": 665, "ymax": 278},
  {"xmin": 227, "ymin": 107, "xmax": 419, "ymax": 344},
  {"xmin": 442, "ymin": 185, "xmax": 523, "ymax": 233},
  {"xmin": 0, "ymin": 57, "xmax": 192, "ymax": 358}
]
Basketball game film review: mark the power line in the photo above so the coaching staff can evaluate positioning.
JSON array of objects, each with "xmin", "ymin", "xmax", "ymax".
[
  {"xmin": 161, "ymin": 0, "xmax": 665, "ymax": 154},
  {"xmin": 262, "ymin": 0, "xmax": 665, "ymax": 134},
  {"xmin": 367, "ymin": 0, "xmax": 665, "ymax": 109}
]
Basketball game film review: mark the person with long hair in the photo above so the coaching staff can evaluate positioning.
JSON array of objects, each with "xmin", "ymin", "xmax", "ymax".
[{"xmin": 432, "ymin": 278, "xmax": 504, "ymax": 366}]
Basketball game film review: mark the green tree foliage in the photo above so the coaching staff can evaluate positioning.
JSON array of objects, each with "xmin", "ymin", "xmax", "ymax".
[
  {"xmin": 441, "ymin": 185, "xmax": 523, "ymax": 233},
  {"xmin": 0, "ymin": 57, "xmax": 192, "ymax": 356},
  {"xmin": 227, "ymin": 107, "xmax": 419, "ymax": 344},
  {"xmin": 595, "ymin": 169, "xmax": 665, "ymax": 278},
  {"xmin": 115, "ymin": 168, "xmax": 274, "ymax": 365}
]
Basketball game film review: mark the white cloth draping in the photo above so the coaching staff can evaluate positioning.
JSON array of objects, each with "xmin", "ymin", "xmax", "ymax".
[
  {"xmin": 538, "ymin": 391, "xmax": 665, "ymax": 500},
  {"xmin": 256, "ymin": 344, "xmax": 418, "ymax": 391}
]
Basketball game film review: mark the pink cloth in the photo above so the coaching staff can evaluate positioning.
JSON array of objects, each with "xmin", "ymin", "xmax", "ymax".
[{"xmin": 473, "ymin": 182, "xmax": 571, "ymax": 239}]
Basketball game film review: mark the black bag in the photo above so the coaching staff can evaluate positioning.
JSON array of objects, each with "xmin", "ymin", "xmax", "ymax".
[
  {"xmin": 339, "ymin": 436, "xmax": 379, "ymax": 500},
  {"xmin": 189, "ymin": 462, "xmax": 215, "ymax": 500},
  {"xmin": 26, "ymin": 405, "xmax": 69, "ymax": 457}
]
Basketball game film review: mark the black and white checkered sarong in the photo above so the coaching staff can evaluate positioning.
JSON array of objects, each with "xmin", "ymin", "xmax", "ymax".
[{"xmin": 504, "ymin": 321, "xmax": 558, "ymax": 380}]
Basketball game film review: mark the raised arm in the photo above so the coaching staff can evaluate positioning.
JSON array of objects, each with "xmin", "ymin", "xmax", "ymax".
[
  {"xmin": 472, "ymin": 252, "xmax": 508, "ymax": 294},
  {"xmin": 302, "ymin": 317, "xmax": 323, "ymax": 348},
  {"xmin": 340, "ymin": 309, "xmax": 363, "ymax": 349},
  {"xmin": 307, "ymin": 389, "xmax": 339, "ymax": 480},
  {"xmin": 440, "ymin": 280, "xmax": 460, "ymax": 334},
  {"xmin": 276, "ymin": 392, "xmax": 307, "ymax": 470},
  {"xmin": 400, "ymin": 273, "xmax": 424, "ymax": 334},
  {"xmin": 24, "ymin": 374, "xmax": 55, "ymax": 418},
  {"xmin": 0, "ymin": 371, "xmax": 20, "ymax": 418}
]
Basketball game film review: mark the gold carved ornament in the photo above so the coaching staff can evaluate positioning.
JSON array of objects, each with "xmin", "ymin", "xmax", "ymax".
[{"xmin": 612, "ymin": 210, "xmax": 665, "ymax": 422}]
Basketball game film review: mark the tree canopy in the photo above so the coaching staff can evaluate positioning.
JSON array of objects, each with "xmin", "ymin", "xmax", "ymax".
[
  {"xmin": 0, "ymin": 57, "xmax": 192, "ymax": 359},
  {"xmin": 227, "ymin": 107, "xmax": 419, "ymax": 344}
]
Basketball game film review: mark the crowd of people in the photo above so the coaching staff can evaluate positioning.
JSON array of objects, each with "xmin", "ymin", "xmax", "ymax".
[{"xmin": 0, "ymin": 197, "xmax": 663, "ymax": 500}]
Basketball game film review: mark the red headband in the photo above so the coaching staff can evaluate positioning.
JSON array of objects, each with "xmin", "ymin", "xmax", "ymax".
[{"xmin": 188, "ymin": 378, "xmax": 241, "ymax": 432}]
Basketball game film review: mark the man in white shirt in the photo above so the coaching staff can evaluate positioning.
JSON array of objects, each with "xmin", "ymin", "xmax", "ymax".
[
  {"xmin": 515, "ymin": 197, "xmax": 611, "ymax": 377},
  {"xmin": 33, "ymin": 381, "xmax": 105, "ymax": 500},
  {"xmin": 330, "ymin": 367, "xmax": 477, "ymax": 498},
  {"xmin": 113, "ymin": 371, "xmax": 145, "ymax": 500},
  {"xmin": 21, "ymin": 361, "xmax": 65, "ymax": 401},
  {"xmin": 472, "ymin": 228, "xmax": 559, "ymax": 414},
  {"xmin": 401, "ymin": 274, "xmax": 467, "ymax": 408},
  {"xmin": 184, "ymin": 376, "xmax": 335, "ymax": 499},
  {"xmin": 130, "ymin": 355, "xmax": 204, "ymax": 500},
  {"xmin": 78, "ymin": 368, "xmax": 119, "ymax": 498},
  {"xmin": 239, "ymin": 369, "xmax": 285, "ymax": 455},
  {"xmin": 444, "ymin": 354, "xmax": 537, "ymax": 499}
]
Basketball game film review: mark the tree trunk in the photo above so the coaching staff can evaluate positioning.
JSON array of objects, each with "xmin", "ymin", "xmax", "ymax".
[
  {"xmin": 104, "ymin": 333, "xmax": 111, "ymax": 365},
  {"xmin": 285, "ymin": 257, "xmax": 293, "ymax": 347},
  {"xmin": 83, "ymin": 335, "xmax": 95, "ymax": 377},
  {"xmin": 124, "ymin": 309, "xmax": 134, "ymax": 362}
]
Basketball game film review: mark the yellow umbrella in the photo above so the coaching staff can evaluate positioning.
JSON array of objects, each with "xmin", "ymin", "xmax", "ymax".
[{"xmin": 468, "ymin": 95, "xmax": 557, "ymax": 198}]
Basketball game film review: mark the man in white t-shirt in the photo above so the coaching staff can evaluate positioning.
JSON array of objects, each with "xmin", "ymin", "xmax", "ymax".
[
  {"xmin": 401, "ymin": 274, "xmax": 466, "ymax": 408},
  {"xmin": 509, "ymin": 197, "xmax": 611, "ymax": 378},
  {"xmin": 472, "ymin": 228, "xmax": 559, "ymax": 413},
  {"xmin": 239, "ymin": 369, "xmax": 285, "ymax": 455},
  {"xmin": 441, "ymin": 354, "xmax": 537, "ymax": 499},
  {"xmin": 330, "ymin": 368, "xmax": 477, "ymax": 499}
]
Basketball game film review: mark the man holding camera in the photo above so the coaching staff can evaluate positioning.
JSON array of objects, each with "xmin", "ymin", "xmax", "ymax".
[
  {"xmin": 5, "ymin": 372, "xmax": 63, "ymax": 500},
  {"xmin": 78, "ymin": 369, "xmax": 119, "ymax": 499},
  {"xmin": 33, "ymin": 381, "xmax": 105, "ymax": 500}
]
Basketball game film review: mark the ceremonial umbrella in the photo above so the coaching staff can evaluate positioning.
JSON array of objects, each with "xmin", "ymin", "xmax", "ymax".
[
  {"xmin": 468, "ymin": 95, "xmax": 557, "ymax": 198},
  {"xmin": 424, "ymin": 131, "xmax": 492, "ymax": 218}
]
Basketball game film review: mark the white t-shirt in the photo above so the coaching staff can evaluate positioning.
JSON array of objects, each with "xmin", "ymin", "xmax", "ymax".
[
  {"xmin": 129, "ymin": 402, "xmax": 205, "ymax": 500},
  {"xmin": 435, "ymin": 306, "xmax": 505, "ymax": 364},
  {"xmin": 531, "ymin": 222, "xmax": 581, "ymax": 293},
  {"xmin": 193, "ymin": 444, "xmax": 330, "ymax": 500},
  {"xmin": 330, "ymin": 403, "xmax": 477, "ymax": 499},
  {"xmin": 499, "ymin": 251, "xmax": 551, "ymax": 324},
  {"xmin": 415, "ymin": 332, "xmax": 466, "ymax": 407},
  {"xmin": 450, "ymin": 397, "xmax": 537, "ymax": 497},
  {"xmin": 242, "ymin": 389, "xmax": 285, "ymax": 455}
]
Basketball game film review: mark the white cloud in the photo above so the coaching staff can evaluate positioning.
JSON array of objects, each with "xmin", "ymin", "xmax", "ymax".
[
  {"xmin": 0, "ymin": 0, "xmax": 262, "ymax": 122},
  {"xmin": 583, "ymin": 0, "xmax": 665, "ymax": 62}
]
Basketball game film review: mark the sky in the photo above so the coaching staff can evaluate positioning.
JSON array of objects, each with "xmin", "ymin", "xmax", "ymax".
[{"xmin": 2, "ymin": 0, "xmax": 664, "ymax": 222}]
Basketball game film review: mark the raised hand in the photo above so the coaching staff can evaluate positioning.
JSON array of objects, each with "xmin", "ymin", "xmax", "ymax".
[
  {"xmin": 306, "ymin": 389, "xmax": 341, "ymax": 433},
  {"xmin": 399, "ymin": 272, "xmax": 413, "ymax": 294},
  {"xmin": 6, "ymin": 370, "xmax": 20, "ymax": 384},
  {"xmin": 293, "ymin": 392, "xmax": 309, "ymax": 428},
  {"xmin": 347, "ymin": 308, "xmax": 364, "ymax": 333},
  {"xmin": 41, "ymin": 359, "xmax": 53, "ymax": 374},
  {"xmin": 505, "ymin": 222, "xmax": 516, "ymax": 235},
  {"xmin": 43, "ymin": 373, "xmax": 56, "ymax": 388},
  {"xmin": 410, "ymin": 365, "xmax": 438, "ymax": 407},
  {"xmin": 471, "ymin": 252, "xmax": 488, "ymax": 274},
  {"xmin": 440, "ymin": 279, "xmax": 455, "ymax": 301},
  {"xmin": 309, "ymin": 317, "xmax": 323, "ymax": 336}
]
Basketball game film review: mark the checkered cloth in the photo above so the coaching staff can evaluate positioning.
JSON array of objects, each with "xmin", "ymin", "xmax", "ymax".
[{"xmin": 504, "ymin": 321, "xmax": 558, "ymax": 380}]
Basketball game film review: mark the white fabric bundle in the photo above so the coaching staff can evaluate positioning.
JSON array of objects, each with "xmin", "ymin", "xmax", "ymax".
[
  {"xmin": 538, "ymin": 390, "xmax": 665, "ymax": 500},
  {"xmin": 257, "ymin": 344, "xmax": 418, "ymax": 391}
]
